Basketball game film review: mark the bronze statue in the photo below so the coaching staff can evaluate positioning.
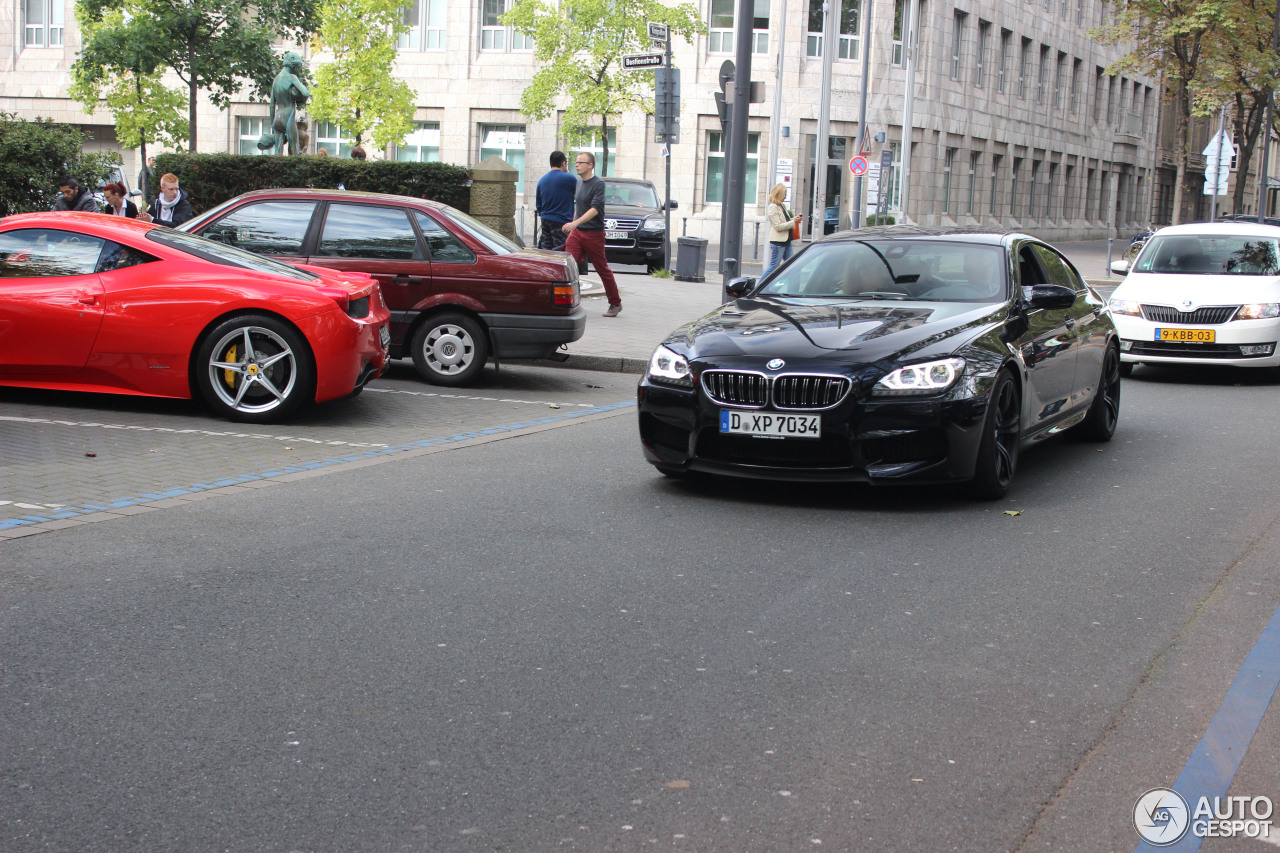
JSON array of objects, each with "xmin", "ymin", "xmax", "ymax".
[{"xmin": 266, "ymin": 51, "xmax": 310, "ymax": 155}]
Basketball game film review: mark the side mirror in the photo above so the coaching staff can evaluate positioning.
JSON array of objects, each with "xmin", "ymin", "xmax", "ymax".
[
  {"xmin": 726, "ymin": 276, "xmax": 755, "ymax": 298},
  {"xmin": 667, "ymin": 200, "xmax": 679, "ymax": 210},
  {"xmin": 1028, "ymin": 284, "xmax": 1077, "ymax": 311},
  {"xmin": 1110, "ymin": 259, "xmax": 1130, "ymax": 276}
]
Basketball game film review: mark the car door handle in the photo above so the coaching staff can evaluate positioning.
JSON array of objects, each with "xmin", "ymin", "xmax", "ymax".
[
  {"xmin": 77, "ymin": 293, "xmax": 99, "ymax": 306},
  {"xmin": 393, "ymin": 276, "xmax": 424, "ymax": 286}
]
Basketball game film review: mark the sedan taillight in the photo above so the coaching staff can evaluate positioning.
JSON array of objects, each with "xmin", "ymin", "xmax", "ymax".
[{"xmin": 553, "ymin": 284, "xmax": 576, "ymax": 306}]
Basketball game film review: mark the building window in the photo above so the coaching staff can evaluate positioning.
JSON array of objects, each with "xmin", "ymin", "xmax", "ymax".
[
  {"xmin": 569, "ymin": 128, "xmax": 617, "ymax": 178},
  {"xmin": 975, "ymin": 21, "xmax": 989, "ymax": 88},
  {"xmin": 1053, "ymin": 52, "xmax": 1065, "ymax": 109},
  {"xmin": 1012, "ymin": 157, "xmax": 1023, "ymax": 216},
  {"xmin": 315, "ymin": 121, "xmax": 355, "ymax": 157},
  {"xmin": 399, "ymin": 0, "xmax": 446, "ymax": 50},
  {"xmin": 237, "ymin": 117, "xmax": 272, "ymax": 155},
  {"xmin": 807, "ymin": 0, "xmax": 859, "ymax": 61},
  {"xmin": 24, "ymin": 0, "xmax": 63, "ymax": 47},
  {"xmin": 482, "ymin": 0, "xmax": 531, "ymax": 51},
  {"xmin": 1029, "ymin": 160, "xmax": 1039, "ymax": 217},
  {"xmin": 396, "ymin": 121, "xmax": 441, "ymax": 161},
  {"xmin": 479, "ymin": 124, "xmax": 527, "ymax": 186},
  {"xmin": 1094, "ymin": 67, "xmax": 1105, "ymax": 121},
  {"xmin": 1107, "ymin": 76, "xmax": 1118, "ymax": 124},
  {"xmin": 1060, "ymin": 0, "xmax": 1068, "ymax": 18},
  {"xmin": 1069, "ymin": 59, "xmax": 1080, "ymax": 112},
  {"xmin": 1064, "ymin": 164, "xmax": 1075, "ymax": 219},
  {"xmin": 949, "ymin": 11, "xmax": 965, "ymax": 82},
  {"xmin": 892, "ymin": 0, "xmax": 907, "ymax": 65},
  {"xmin": 1018, "ymin": 38, "xmax": 1031, "ymax": 99},
  {"xmin": 1036, "ymin": 44, "xmax": 1049, "ymax": 104},
  {"xmin": 942, "ymin": 147, "xmax": 956, "ymax": 215},
  {"xmin": 990, "ymin": 153, "xmax": 1003, "ymax": 216},
  {"xmin": 706, "ymin": 131, "xmax": 759, "ymax": 204},
  {"xmin": 883, "ymin": 142, "xmax": 903, "ymax": 210},
  {"xmin": 714, "ymin": 0, "xmax": 770, "ymax": 54},
  {"xmin": 997, "ymin": 29, "xmax": 1011, "ymax": 94},
  {"xmin": 1047, "ymin": 162, "xmax": 1058, "ymax": 218},
  {"xmin": 967, "ymin": 152, "xmax": 980, "ymax": 214},
  {"xmin": 1086, "ymin": 167, "xmax": 1096, "ymax": 219}
]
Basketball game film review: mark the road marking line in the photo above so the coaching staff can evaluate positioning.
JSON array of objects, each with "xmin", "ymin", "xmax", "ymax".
[
  {"xmin": 0, "ymin": 416, "xmax": 391, "ymax": 448},
  {"xmin": 364, "ymin": 387, "xmax": 597, "ymax": 407}
]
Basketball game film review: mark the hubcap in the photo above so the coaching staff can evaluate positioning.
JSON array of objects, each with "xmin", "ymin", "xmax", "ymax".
[{"xmin": 425, "ymin": 324, "xmax": 474, "ymax": 374}]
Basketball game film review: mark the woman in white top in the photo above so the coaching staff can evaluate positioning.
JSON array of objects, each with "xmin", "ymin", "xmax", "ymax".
[
  {"xmin": 762, "ymin": 183, "xmax": 802, "ymax": 278},
  {"xmin": 101, "ymin": 182, "xmax": 139, "ymax": 218}
]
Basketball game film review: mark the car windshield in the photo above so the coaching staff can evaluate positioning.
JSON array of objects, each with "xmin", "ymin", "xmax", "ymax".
[
  {"xmin": 147, "ymin": 227, "xmax": 317, "ymax": 280},
  {"xmin": 1134, "ymin": 234, "xmax": 1280, "ymax": 275},
  {"xmin": 440, "ymin": 206, "xmax": 520, "ymax": 255},
  {"xmin": 605, "ymin": 182, "xmax": 659, "ymax": 208},
  {"xmin": 757, "ymin": 240, "xmax": 1007, "ymax": 303}
]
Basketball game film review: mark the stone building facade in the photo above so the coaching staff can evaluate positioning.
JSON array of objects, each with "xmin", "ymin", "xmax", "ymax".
[{"xmin": 2, "ymin": 0, "xmax": 1169, "ymax": 245}]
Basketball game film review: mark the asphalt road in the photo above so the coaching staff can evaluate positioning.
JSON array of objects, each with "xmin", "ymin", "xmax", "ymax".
[{"xmin": 3, "ymin": 365, "xmax": 1280, "ymax": 852}]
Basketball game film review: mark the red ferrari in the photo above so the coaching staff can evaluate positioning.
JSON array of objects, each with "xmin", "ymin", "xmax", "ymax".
[{"xmin": 0, "ymin": 212, "xmax": 390, "ymax": 423}]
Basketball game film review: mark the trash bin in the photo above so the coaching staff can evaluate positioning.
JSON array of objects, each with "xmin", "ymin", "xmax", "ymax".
[{"xmin": 675, "ymin": 236, "xmax": 708, "ymax": 282}]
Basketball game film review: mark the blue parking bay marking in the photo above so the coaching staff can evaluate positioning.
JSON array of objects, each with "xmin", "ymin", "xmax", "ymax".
[{"xmin": 0, "ymin": 400, "xmax": 636, "ymax": 531}]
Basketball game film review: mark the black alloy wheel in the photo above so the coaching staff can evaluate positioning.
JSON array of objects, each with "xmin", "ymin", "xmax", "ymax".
[
  {"xmin": 1077, "ymin": 345, "xmax": 1122, "ymax": 442},
  {"xmin": 968, "ymin": 370, "xmax": 1021, "ymax": 500}
]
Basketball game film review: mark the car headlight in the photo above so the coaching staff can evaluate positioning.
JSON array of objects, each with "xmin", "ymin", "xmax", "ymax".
[
  {"xmin": 872, "ymin": 357, "xmax": 965, "ymax": 396},
  {"xmin": 640, "ymin": 217, "xmax": 665, "ymax": 234},
  {"xmin": 1235, "ymin": 303, "xmax": 1280, "ymax": 320},
  {"xmin": 1108, "ymin": 298, "xmax": 1141, "ymax": 316},
  {"xmin": 647, "ymin": 344, "xmax": 692, "ymax": 387}
]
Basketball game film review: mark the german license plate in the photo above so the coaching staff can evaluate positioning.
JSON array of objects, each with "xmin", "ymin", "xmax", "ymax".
[
  {"xmin": 379, "ymin": 324, "xmax": 391, "ymax": 348},
  {"xmin": 605, "ymin": 230, "xmax": 628, "ymax": 240},
  {"xmin": 1158, "ymin": 328, "xmax": 1215, "ymax": 343},
  {"xmin": 720, "ymin": 410, "xmax": 821, "ymax": 439}
]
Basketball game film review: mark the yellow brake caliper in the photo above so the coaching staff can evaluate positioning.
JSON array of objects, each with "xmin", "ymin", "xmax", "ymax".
[{"xmin": 223, "ymin": 344, "xmax": 237, "ymax": 389}]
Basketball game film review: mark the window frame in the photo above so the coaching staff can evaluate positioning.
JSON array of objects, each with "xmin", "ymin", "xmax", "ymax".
[{"xmin": 23, "ymin": 0, "xmax": 64, "ymax": 48}]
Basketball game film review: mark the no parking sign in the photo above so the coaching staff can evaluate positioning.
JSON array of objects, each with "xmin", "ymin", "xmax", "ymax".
[{"xmin": 849, "ymin": 156, "xmax": 868, "ymax": 176}]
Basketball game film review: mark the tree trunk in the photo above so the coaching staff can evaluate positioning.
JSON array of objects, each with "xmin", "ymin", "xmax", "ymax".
[
  {"xmin": 1171, "ymin": 79, "xmax": 1190, "ymax": 225},
  {"xmin": 600, "ymin": 113, "xmax": 610, "ymax": 177},
  {"xmin": 1232, "ymin": 92, "xmax": 1266, "ymax": 215},
  {"xmin": 188, "ymin": 77, "xmax": 199, "ymax": 152}
]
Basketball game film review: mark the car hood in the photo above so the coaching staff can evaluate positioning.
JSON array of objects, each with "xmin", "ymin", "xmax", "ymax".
[
  {"xmin": 670, "ymin": 297, "xmax": 1004, "ymax": 362},
  {"xmin": 1112, "ymin": 273, "xmax": 1280, "ymax": 307},
  {"xmin": 605, "ymin": 204, "xmax": 662, "ymax": 222}
]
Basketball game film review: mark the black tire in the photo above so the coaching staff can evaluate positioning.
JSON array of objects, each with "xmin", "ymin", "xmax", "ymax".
[
  {"xmin": 967, "ymin": 370, "xmax": 1020, "ymax": 500},
  {"xmin": 194, "ymin": 314, "xmax": 314, "ymax": 423},
  {"xmin": 1118, "ymin": 361, "xmax": 1134, "ymax": 378},
  {"xmin": 1077, "ymin": 345, "xmax": 1122, "ymax": 442},
  {"xmin": 410, "ymin": 312, "xmax": 489, "ymax": 386}
]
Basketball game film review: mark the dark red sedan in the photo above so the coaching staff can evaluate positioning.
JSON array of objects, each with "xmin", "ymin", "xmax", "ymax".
[
  {"xmin": 0, "ymin": 212, "xmax": 390, "ymax": 423},
  {"xmin": 183, "ymin": 190, "xmax": 587, "ymax": 386}
]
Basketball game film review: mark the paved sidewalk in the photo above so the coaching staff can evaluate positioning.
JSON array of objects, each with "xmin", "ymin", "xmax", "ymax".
[{"xmin": 558, "ymin": 239, "xmax": 1126, "ymax": 374}]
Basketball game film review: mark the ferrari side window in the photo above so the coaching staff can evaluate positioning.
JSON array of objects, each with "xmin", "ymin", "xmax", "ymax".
[
  {"xmin": 96, "ymin": 241, "xmax": 158, "ymax": 273},
  {"xmin": 319, "ymin": 204, "xmax": 419, "ymax": 260},
  {"xmin": 202, "ymin": 201, "xmax": 316, "ymax": 256},
  {"xmin": 0, "ymin": 229, "xmax": 105, "ymax": 278}
]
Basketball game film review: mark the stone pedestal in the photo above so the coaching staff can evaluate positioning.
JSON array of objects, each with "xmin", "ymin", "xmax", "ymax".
[{"xmin": 469, "ymin": 154, "xmax": 518, "ymax": 241}]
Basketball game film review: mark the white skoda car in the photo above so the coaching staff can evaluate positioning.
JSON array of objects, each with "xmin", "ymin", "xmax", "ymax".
[{"xmin": 1108, "ymin": 222, "xmax": 1280, "ymax": 375}]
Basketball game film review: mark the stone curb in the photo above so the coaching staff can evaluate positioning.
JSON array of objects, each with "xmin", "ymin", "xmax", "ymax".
[{"xmin": 531, "ymin": 354, "xmax": 648, "ymax": 375}]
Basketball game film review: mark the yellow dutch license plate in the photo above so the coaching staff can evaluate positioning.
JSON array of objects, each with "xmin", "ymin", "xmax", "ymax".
[{"xmin": 1158, "ymin": 328, "xmax": 1215, "ymax": 343}]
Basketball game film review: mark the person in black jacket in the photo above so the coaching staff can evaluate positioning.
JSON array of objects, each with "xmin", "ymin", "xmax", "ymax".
[
  {"xmin": 101, "ymin": 182, "xmax": 140, "ymax": 218},
  {"xmin": 52, "ymin": 177, "xmax": 100, "ymax": 213},
  {"xmin": 139, "ymin": 172, "xmax": 193, "ymax": 227}
]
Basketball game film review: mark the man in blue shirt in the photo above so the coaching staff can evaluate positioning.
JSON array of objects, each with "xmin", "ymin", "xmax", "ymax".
[{"xmin": 535, "ymin": 150, "xmax": 576, "ymax": 250}]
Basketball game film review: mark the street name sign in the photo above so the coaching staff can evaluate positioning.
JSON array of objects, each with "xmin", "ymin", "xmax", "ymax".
[{"xmin": 622, "ymin": 53, "xmax": 666, "ymax": 70}]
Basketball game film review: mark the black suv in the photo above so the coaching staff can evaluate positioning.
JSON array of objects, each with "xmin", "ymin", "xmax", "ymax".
[{"xmin": 601, "ymin": 178, "xmax": 677, "ymax": 273}]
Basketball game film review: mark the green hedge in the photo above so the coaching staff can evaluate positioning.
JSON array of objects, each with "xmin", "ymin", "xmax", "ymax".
[
  {"xmin": 0, "ymin": 113, "xmax": 121, "ymax": 217},
  {"xmin": 152, "ymin": 153, "xmax": 472, "ymax": 216},
  {"xmin": 865, "ymin": 214, "xmax": 897, "ymax": 226}
]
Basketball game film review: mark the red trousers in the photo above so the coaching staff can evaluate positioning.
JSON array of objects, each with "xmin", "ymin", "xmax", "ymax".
[{"xmin": 565, "ymin": 228, "xmax": 621, "ymax": 307}]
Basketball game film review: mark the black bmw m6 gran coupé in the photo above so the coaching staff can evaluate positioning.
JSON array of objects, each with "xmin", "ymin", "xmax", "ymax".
[{"xmin": 637, "ymin": 227, "xmax": 1121, "ymax": 498}]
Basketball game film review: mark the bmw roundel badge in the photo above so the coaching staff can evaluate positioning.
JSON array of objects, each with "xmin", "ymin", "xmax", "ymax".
[{"xmin": 767, "ymin": 358, "xmax": 785, "ymax": 370}]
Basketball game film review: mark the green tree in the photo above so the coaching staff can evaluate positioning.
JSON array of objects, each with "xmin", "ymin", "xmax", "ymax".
[
  {"xmin": 308, "ymin": 0, "xmax": 416, "ymax": 152},
  {"xmin": 69, "ymin": 9, "xmax": 189, "ymax": 176},
  {"xmin": 74, "ymin": 0, "xmax": 320, "ymax": 151},
  {"xmin": 1092, "ymin": 0, "xmax": 1232, "ymax": 223},
  {"xmin": 1196, "ymin": 0, "xmax": 1280, "ymax": 213},
  {"xmin": 0, "ymin": 113, "xmax": 121, "ymax": 216},
  {"xmin": 502, "ymin": 0, "xmax": 704, "ymax": 176}
]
